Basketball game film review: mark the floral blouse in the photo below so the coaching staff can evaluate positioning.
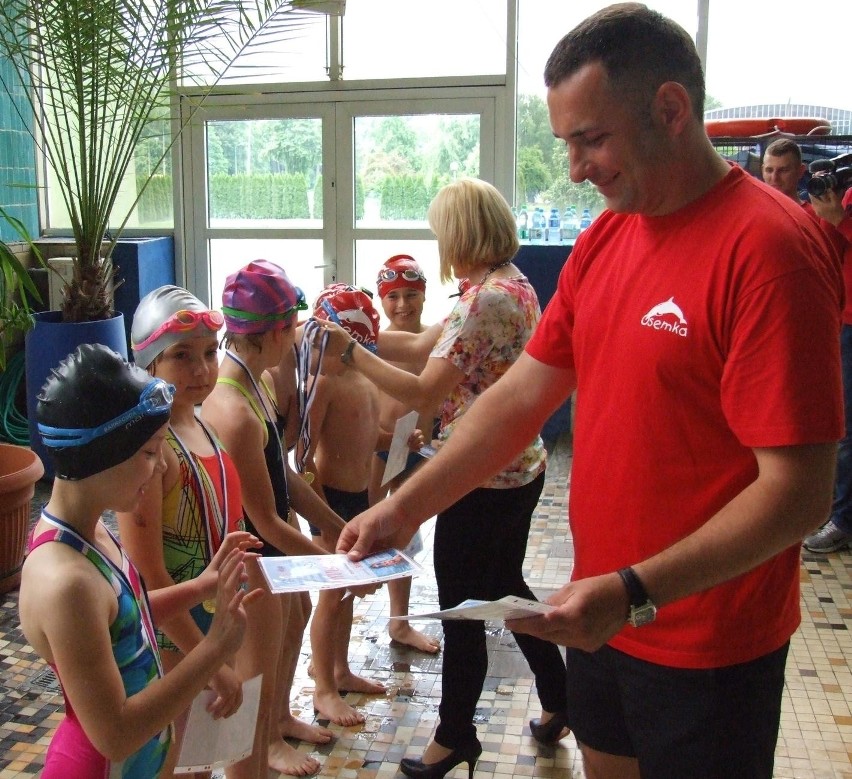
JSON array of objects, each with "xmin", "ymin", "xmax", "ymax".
[{"xmin": 431, "ymin": 274, "xmax": 547, "ymax": 489}]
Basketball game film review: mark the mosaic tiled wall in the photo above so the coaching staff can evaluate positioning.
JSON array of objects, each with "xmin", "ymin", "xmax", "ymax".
[{"xmin": 0, "ymin": 42, "xmax": 38, "ymax": 242}]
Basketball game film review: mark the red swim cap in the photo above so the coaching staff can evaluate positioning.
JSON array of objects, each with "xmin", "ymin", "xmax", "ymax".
[{"xmin": 313, "ymin": 285, "xmax": 380, "ymax": 351}]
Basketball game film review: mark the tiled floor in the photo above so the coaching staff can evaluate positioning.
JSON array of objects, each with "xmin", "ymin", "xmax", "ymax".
[{"xmin": 1, "ymin": 434, "xmax": 851, "ymax": 778}]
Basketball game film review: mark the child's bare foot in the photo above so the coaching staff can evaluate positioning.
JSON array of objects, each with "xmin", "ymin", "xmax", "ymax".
[
  {"xmin": 269, "ymin": 739, "xmax": 320, "ymax": 776},
  {"xmin": 335, "ymin": 671, "xmax": 386, "ymax": 695},
  {"xmin": 389, "ymin": 622, "xmax": 441, "ymax": 654},
  {"xmin": 280, "ymin": 713, "xmax": 333, "ymax": 745},
  {"xmin": 313, "ymin": 689, "xmax": 365, "ymax": 727}
]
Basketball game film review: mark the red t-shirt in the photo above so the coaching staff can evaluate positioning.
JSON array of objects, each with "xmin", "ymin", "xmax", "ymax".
[{"xmin": 527, "ymin": 166, "xmax": 843, "ymax": 669}]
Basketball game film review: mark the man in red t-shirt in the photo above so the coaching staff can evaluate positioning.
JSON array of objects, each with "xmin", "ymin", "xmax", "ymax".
[
  {"xmin": 335, "ymin": 6, "xmax": 843, "ymax": 779},
  {"xmin": 762, "ymin": 139, "xmax": 852, "ymax": 553},
  {"xmin": 805, "ymin": 184, "xmax": 852, "ymax": 552}
]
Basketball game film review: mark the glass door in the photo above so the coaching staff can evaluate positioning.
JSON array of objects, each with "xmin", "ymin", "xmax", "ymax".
[
  {"xmin": 182, "ymin": 92, "xmax": 498, "ymax": 325},
  {"xmin": 183, "ymin": 102, "xmax": 335, "ymax": 312}
]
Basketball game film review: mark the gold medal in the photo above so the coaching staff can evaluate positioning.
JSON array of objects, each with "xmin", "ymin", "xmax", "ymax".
[{"xmin": 202, "ymin": 599, "xmax": 216, "ymax": 614}]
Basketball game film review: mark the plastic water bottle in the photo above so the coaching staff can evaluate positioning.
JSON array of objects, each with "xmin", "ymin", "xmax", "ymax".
[
  {"xmin": 547, "ymin": 207, "xmax": 561, "ymax": 242},
  {"xmin": 531, "ymin": 207, "xmax": 544, "ymax": 241},
  {"xmin": 579, "ymin": 208, "xmax": 592, "ymax": 231},
  {"xmin": 517, "ymin": 206, "xmax": 529, "ymax": 240},
  {"xmin": 562, "ymin": 207, "xmax": 578, "ymax": 240}
]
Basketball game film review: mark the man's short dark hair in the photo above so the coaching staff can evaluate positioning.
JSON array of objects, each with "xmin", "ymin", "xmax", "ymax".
[
  {"xmin": 763, "ymin": 138, "xmax": 802, "ymax": 165},
  {"xmin": 544, "ymin": 3, "xmax": 705, "ymax": 121}
]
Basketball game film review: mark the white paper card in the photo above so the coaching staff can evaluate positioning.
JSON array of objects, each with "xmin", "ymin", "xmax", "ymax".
[
  {"xmin": 382, "ymin": 410, "xmax": 419, "ymax": 485},
  {"xmin": 175, "ymin": 674, "xmax": 262, "ymax": 773},
  {"xmin": 257, "ymin": 548, "xmax": 422, "ymax": 594},
  {"xmin": 392, "ymin": 596, "xmax": 554, "ymax": 622}
]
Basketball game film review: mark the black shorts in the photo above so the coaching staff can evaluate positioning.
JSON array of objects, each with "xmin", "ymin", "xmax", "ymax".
[
  {"xmin": 564, "ymin": 641, "xmax": 789, "ymax": 779},
  {"xmin": 310, "ymin": 485, "xmax": 369, "ymax": 536},
  {"xmin": 376, "ymin": 450, "xmax": 424, "ymax": 482}
]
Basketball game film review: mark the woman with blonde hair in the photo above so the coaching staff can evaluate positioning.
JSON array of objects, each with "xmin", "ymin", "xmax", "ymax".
[{"xmin": 319, "ymin": 178, "xmax": 568, "ymax": 779}]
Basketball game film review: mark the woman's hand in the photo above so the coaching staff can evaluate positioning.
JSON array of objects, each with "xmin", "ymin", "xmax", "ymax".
[{"xmin": 316, "ymin": 319, "xmax": 353, "ymax": 354}]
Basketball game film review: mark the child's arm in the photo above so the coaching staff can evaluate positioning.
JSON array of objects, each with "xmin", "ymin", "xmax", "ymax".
[
  {"xmin": 35, "ymin": 549, "xmax": 255, "ymax": 762},
  {"xmin": 147, "ymin": 532, "xmax": 261, "ymax": 619},
  {"xmin": 116, "ymin": 451, "xmax": 251, "ymax": 718},
  {"xmin": 204, "ymin": 394, "xmax": 330, "ymax": 557}
]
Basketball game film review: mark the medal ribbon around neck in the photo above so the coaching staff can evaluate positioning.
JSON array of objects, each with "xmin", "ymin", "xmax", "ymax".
[
  {"xmin": 168, "ymin": 419, "xmax": 229, "ymax": 615},
  {"xmin": 168, "ymin": 418, "xmax": 228, "ymax": 562},
  {"xmin": 296, "ymin": 320, "xmax": 329, "ymax": 475}
]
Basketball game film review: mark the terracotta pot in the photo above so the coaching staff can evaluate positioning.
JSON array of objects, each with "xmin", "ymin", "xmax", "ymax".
[{"xmin": 0, "ymin": 443, "xmax": 44, "ymax": 594}]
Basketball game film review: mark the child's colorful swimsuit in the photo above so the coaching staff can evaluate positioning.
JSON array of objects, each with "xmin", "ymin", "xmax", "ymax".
[{"xmin": 32, "ymin": 513, "xmax": 170, "ymax": 778}]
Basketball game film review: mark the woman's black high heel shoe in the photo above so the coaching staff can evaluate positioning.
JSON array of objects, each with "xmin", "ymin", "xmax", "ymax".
[
  {"xmin": 529, "ymin": 711, "xmax": 569, "ymax": 745},
  {"xmin": 399, "ymin": 738, "xmax": 482, "ymax": 779}
]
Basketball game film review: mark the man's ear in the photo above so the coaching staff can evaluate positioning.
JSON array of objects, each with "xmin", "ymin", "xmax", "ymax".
[{"xmin": 653, "ymin": 81, "xmax": 693, "ymax": 136}]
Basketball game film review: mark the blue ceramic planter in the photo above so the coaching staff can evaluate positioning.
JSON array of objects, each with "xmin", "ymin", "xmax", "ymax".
[{"xmin": 24, "ymin": 311, "xmax": 127, "ymax": 480}]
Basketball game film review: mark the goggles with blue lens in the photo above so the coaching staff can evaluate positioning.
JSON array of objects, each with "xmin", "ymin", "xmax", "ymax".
[{"xmin": 38, "ymin": 378, "xmax": 175, "ymax": 448}]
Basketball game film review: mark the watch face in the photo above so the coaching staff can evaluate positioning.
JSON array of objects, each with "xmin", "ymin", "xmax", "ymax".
[{"xmin": 629, "ymin": 602, "xmax": 657, "ymax": 627}]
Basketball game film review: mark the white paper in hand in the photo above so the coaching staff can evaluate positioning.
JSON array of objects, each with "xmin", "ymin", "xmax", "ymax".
[
  {"xmin": 175, "ymin": 674, "xmax": 262, "ymax": 773},
  {"xmin": 382, "ymin": 410, "xmax": 419, "ymax": 485},
  {"xmin": 393, "ymin": 596, "xmax": 554, "ymax": 622}
]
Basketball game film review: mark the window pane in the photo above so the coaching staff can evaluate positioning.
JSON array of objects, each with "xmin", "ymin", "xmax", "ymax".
[
  {"xmin": 354, "ymin": 114, "xmax": 480, "ymax": 228},
  {"xmin": 181, "ymin": 11, "xmax": 327, "ymax": 87},
  {"xmin": 209, "ymin": 238, "xmax": 325, "ymax": 312},
  {"xmin": 514, "ymin": 1, "xmax": 701, "ymax": 231},
  {"xmin": 343, "ymin": 0, "xmax": 507, "ymax": 81},
  {"xmin": 206, "ymin": 119, "xmax": 323, "ymax": 228}
]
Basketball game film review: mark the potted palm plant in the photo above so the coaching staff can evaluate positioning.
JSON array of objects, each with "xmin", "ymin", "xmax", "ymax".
[
  {"xmin": 0, "ymin": 0, "xmax": 332, "ymax": 473},
  {"xmin": 0, "ymin": 206, "xmax": 43, "ymax": 371},
  {"xmin": 0, "ymin": 210, "xmax": 44, "ymax": 594}
]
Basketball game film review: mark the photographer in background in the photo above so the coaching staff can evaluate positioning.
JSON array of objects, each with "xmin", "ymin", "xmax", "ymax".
[
  {"xmin": 761, "ymin": 138, "xmax": 807, "ymax": 203},
  {"xmin": 805, "ymin": 157, "xmax": 852, "ymax": 553}
]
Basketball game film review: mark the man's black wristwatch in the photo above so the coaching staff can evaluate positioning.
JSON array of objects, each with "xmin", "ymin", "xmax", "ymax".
[{"xmin": 617, "ymin": 566, "xmax": 657, "ymax": 627}]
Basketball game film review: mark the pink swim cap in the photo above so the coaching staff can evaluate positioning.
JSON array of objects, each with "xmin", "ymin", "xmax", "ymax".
[{"xmin": 222, "ymin": 260, "xmax": 299, "ymax": 335}]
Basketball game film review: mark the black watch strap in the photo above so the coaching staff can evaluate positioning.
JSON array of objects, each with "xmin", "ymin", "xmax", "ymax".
[
  {"xmin": 616, "ymin": 566, "xmax": 657, "ymax": 627},
  {"xmin": 617, "ymin": 566, "xmax": 649, "ymax": 608}
]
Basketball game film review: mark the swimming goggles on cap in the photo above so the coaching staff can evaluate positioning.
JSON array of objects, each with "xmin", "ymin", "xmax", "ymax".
[
  {"xmin": 377, "ymin": 268, "xmax": 426, "ymax": 284},
  {"xmin": 133, "ymin": 309, "xmax": 225, "ymax": 352},
  {"xmin": 38, "ymin": 378, "xmax": 175, "ymax": 448},
  {"xmin": 221, "ymin": 303, "xmax": 300, "ymax": 323}
]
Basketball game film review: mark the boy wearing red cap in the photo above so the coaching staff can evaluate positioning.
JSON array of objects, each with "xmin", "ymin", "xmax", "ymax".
[
  {"xmin": 304, "ymin": 285, "xmax": 390, "ymax": 725},
  {"xmin": 371, "ymin": 256, "xmax": 440, "ymax": 654}
]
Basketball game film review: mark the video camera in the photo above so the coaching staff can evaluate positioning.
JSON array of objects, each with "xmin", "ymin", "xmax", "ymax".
[{"xmin": 807, "ymin": 153, "xmax": 852, "ymax": 198}]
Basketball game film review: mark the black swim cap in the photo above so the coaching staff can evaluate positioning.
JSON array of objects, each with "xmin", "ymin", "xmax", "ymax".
[{"xmin": 37, "ymin": 344, "xmax": 172, "ymax": 480}]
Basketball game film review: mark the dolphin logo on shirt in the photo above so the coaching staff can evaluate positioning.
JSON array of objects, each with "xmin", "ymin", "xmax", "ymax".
[{"xmin": 641, "ymin": 297, "xmax": 688, "ymax": 337}]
